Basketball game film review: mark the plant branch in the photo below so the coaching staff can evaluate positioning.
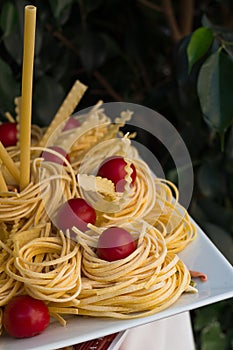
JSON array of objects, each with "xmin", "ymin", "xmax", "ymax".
[
  {"xmin": 137, "ymin": 0, "xmax": 195, "ymax": 44},
  {"xmin": 46, "ymin": 24, "xmax": 80, "ymax": 55},
  {"xmin": 162, "ymin": 0, "xmax": 182, "ymax": 42},
  {"xmin": 93, "ymin": 71, "xmax": 123, "ymax": 101},
  {"xmin": 179, "ymin": 0, "xmax": 194, "ymax": 36},
  {"xmin": 137, "ymin": 0, "xmax": 163, "ymax": 12}
]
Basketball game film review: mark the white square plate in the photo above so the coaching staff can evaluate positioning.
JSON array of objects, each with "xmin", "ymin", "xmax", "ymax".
[{"xmin": 1, "ymin": 220, "xmax": 233, "ymax": 350}]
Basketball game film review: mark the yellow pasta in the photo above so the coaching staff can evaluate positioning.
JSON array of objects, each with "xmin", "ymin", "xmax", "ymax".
[
  {"xmin": 0, "ymin": 169, "xmax": 8, "ymax": 192},
  {"xmin": 38, "ymin": 80, "xmax": 87, "ymax": 149},
  {"xmin": 5, "ymin": 225, "xmax": 82, "ymax": 303},
  {"xmin": 72, "ymin": 222, "xmax": 191, "ymax": 319},
  {"xmin": 0, "ymin": 241, "xmax": 24, "ymax": 307},
  {"xmin": 0, "ymin": 85, "xmax": 198, "ymax": 333},
  {"xmin": 0, "ymin": 308, "xmax": 2, "ymax": 336}
]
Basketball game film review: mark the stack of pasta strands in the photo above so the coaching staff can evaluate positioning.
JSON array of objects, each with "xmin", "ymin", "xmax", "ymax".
[
  {"xmin": 71, "ymin": 220, "xmax": 191, "ymax": 319},
  {"xmin": 0, "ymin": 82, "xmax": 197, "ymax": 338}
]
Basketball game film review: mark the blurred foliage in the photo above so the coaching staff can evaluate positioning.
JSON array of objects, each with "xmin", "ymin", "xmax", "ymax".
[
  {"xmin": 193, "ymin": 299, "xmax": 233, "ymax": 350},
  {"xmin": 0, "ymin": 0, "xmax": 233, "ymax": 349}
]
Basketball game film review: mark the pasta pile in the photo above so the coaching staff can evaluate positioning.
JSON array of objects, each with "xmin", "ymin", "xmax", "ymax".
[
  {"xmin": 0, "ymin": 81, "xmax": 197, "ymax": 333},
  {"xmin": 74, "ymin": 221, "xmax": 191, "ymax": 319}
]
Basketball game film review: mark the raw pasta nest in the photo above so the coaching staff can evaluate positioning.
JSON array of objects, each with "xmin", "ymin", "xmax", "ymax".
[{"xmin": 70, "ymin": 221, "xmax": 191, "ymax": 318}]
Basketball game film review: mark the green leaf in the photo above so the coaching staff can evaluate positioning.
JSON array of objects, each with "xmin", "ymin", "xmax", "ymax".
[
  {"xmin": 197, "ymin": 159, "xmax": 226, "ymax": 198},
  {"xmin": 0, "ymin": 58, "xmax": 20, "ymax": 114},
  {"xmin": 197, "ymin": 49, "xmax": 233, "ymax": 135},
  {"xmin": 194, "ymin": 305, "xmax": 221, "ymax": 332},
  {"xmin": 3, "ymin": 29, "xmax": 22, "ymax": 65},
  {"xmin": 33, "ymin": 76, "xmax": 65, "ymax": 126},
  {"xmin": 187, "ymin": 27, "xmax": 214, "ymax": 73},
  {"xmin": 204, "ymin": 223, "xmax": 233, "ymax": 264},
  {"xmin": 79, "ymin": 32, "xmax": 107, "ymax": 71},
  {"xmin": 201, "ymin": 321, "xmax": 226, "ymax": 350},
  {"xmin": 77, "ymin": 0, "xmax": 104, "ymax": 13},
  {"xmin": 0, "ymin": 2, "xmax": 17, "ymax": 38},
  {"xmin": 2, "ymin": 1, "xmax": 26, "ymax": 65},
  {"xmin": 198, "ymin": 198, "xmax": 233, "ymax": 232},
  {"xmin": 101, "ymin": 34, "xmax": 121, "ymax": 58},
  {"xmin": 48, "ymin": 0, "xmax": 73, "ymax": 21}
]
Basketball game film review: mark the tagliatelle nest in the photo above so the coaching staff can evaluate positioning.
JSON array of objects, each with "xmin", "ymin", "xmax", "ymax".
[
  {"xmin": 65, "ymin": 221, "xmax": 191, "ymax": 319},
  {"xmin": 6, "ymin": 224, "xmax": 82, "ymax": 304}
]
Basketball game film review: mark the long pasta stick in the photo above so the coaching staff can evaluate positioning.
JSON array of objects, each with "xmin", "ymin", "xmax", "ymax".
[
  {"xmin": 0, "ymin": 142, "xmax": 20, "ymax": 184},
  {"xmin": 19, "ymin": 5, "xmax": 37, "ymax": 191},
  {"xmin": 4, "ymin": 112, "xmax": 15, "ymax": 123},
  {"xmin": 38, "ymin": 80, "xmax": 87, "ymax": 148},
  {"xmin": 0, "ymin": 169, "xmax": 8, "ymax": 192}
]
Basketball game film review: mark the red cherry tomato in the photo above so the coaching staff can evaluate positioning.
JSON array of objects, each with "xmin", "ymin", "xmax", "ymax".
[
  {"xmin": 3, "ymin": 295, "xmax": 50, "ymax": 338},
  {"xmin": 97, "ymin": 156, "xmax": 137, "ymax": 192},
  {"xmin": 97, "ymin": 227, "xmax": 136, "ymax": 261},
  {"xmin": 41, "ymin": 146, "xmax": 70, "ymax": 165},
  {"xmin": 63, "ymin": 117, "xmax": 81, "ymax": 131},
  {"xmin": 56, "ymin": 198, "xmax": 96, "ymax": 233},
  {"xmin": 0, "ymin": 122, "xmax": 17, "ymax": 147}
]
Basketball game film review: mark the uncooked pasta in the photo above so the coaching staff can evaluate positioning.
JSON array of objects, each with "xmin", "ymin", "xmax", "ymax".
[
  {"xmin": 71, "ymin": 221, "xmax": 191, "ymax": 319},
  {"xmin": 0, "ymin": 147, "xmax": 77, "ymax": 235},
  {"xmin": 0, "ymin": 83, "xmax": 199, "ymax": 335},
  {"xmin": 5, "ymin": 224, "xmax": 82, "ymax": 303}
]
